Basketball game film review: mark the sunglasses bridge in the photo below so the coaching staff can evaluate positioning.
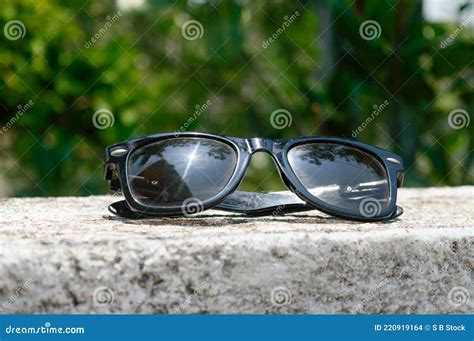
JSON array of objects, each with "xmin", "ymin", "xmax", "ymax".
[{"xmin": 246, "ymin": 137, "xmax": 276, "ymax": 154}]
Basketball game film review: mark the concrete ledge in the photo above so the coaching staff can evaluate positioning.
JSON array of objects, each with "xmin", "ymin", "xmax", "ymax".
[{"xmin": 0, "ymin": 187, "xmax": 472, "ymax": 314}]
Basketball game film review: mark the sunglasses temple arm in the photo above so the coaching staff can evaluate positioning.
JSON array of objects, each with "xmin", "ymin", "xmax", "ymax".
[
  {"xmin": 215, "ymin": 190, "xmax": 313, "ymax": 215},
  {"xmin": 108, "ymin": 200, "xmax": 148, "ymax": 219},
  {"xmin": 107, "ymin": 192, "xmax": 403, "ymax": 220},
  {"xmin": 216, "ymin": 191, "xmax": 403, "ymax": 219},
  {"xmin": 108, "ymin": 198, "xmax": 403, "ymax": 219},
  {"xmin": 107, "ymin": 190, "xmax": 312, "ymax": 219}
]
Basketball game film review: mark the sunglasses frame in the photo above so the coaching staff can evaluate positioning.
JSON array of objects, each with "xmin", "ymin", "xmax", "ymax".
[{"xmin": 105, "ymin": 132, "xmax": 404, "ymax": 221}]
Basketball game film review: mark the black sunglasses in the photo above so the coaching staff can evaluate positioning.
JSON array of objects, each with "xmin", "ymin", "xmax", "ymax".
[{"xmin": 104, "ymin": 132, "xmax": 404, "ymax": 222}]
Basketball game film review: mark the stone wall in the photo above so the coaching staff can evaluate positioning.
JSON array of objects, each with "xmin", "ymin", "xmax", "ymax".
[{"xmin": 0, "ymin": 187, "xmax": 472, "ymax": 314}]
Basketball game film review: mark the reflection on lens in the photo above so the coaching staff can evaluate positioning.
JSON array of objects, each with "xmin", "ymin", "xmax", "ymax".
[
  {"xmin": 128, "ymin": 138, "xmax": 237, "ymax": 207},
  {"xmin": 288, "ymin": 143, "xmax": 389, "ymax": 214}
]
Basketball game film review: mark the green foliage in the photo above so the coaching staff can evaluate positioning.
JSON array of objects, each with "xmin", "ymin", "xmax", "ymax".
[{"xmin": 0, "ymin": 0, "xmax": 472, "ymax": 196}]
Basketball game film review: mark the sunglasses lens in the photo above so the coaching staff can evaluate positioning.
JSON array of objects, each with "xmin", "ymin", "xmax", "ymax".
[
  {"xmin": 127, "ymin": 137, "xmax": 237, "ymax": 207},
  {"xmin": 288, "ymin": 143, "xmax": 389, "ymax": 215}
]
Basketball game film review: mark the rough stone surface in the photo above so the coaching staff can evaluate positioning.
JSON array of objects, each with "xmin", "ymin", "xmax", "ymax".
[{"xmin": 0, "ymin": 187, "xmax": 472, "ymax": 314}]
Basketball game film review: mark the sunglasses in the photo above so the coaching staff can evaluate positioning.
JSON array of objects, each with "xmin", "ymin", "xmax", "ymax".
[{"xmin": 104, "ymin": 132, "xmax": 404, "ymax": 221}]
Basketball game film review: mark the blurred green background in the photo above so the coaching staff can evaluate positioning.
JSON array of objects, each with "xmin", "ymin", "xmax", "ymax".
[{"xmin": 0, "ymin": 0, "xmax": 472, "ymax": 197}]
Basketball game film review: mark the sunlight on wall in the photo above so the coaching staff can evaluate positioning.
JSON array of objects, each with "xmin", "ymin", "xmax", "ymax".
[{"xmin": 423, "ymin": 0, "xmax": 474, "ymax": 23}]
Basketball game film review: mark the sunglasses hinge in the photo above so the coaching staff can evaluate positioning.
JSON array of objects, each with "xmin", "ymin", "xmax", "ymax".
[{"xmin": 104, "ymin": 162, "xmax": 121, "ymax": 192}]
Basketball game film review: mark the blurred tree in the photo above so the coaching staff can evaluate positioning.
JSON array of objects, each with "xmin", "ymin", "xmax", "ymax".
[{"xmin": 0, "ymin": 0, "xmax": 472, "ymax": 196}]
